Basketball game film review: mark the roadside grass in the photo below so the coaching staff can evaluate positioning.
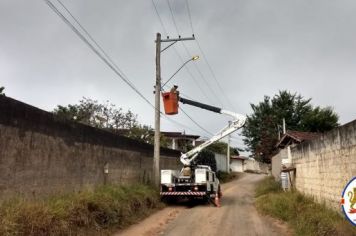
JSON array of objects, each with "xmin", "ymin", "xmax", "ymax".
[
  {"xmin": 0, "ymin": 184, "xmax": 162, "ymax": 236},
  {"xmin": 217, "ymin": 171, "xmax": 240, "ymax": 183},
  {"xmin": 255, "ymin": 177, "xmax": 356, "ymax": 236}
]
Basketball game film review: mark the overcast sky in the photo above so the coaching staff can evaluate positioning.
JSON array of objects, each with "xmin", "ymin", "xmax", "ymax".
[{"xmin": 1, "ymin": 0, "xmax": 356, "ymax": 154}]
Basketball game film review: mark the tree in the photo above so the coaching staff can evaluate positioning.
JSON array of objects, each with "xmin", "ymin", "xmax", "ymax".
[
  {"xmin": 0, "ymin": 86, "xmax": 5, "ymax": 96},
  {"xmin": 206, "ymin": 141, "xmax": 240, "ymax": 156},
  {"xmin": 242, "ymin": 90, "xmax": 338, "ymax": 163},
  {"xmin": 193, "ymin": 150, "xmax": 217, "ymax": 172},
  {"xmin": 125, "ymin": 125, "xmax": 169, "ymax": 147},
  {"xmin": 53, "ymin": 97, "xmax": 138, "ymax": 130},
  {"xmin": 53, "ymin": 98, "xmax": 169, "ymax": 147}
]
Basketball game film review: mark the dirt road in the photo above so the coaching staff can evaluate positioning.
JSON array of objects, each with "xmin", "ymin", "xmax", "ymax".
[{"xmin": 117, "ymin": 173, "xmax": 290, "ymax": 236}]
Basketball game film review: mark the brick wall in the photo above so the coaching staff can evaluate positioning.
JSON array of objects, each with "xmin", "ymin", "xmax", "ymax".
[
  {"xmin": 0, "ymin": 96, "xmax": 181, "ymax": 199},
  {"xmin": 291, "ymin": 120, "xmax": 356, "ymax": 211}
]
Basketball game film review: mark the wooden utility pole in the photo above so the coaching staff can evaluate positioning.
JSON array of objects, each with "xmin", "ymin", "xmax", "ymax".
[
  {"xmin": 153, "ymin": 33, "xmax": 195, "ymax": 187},
  {"xmin": 153, "ymin": 32, "xmax": 161, "ymax": 187}
]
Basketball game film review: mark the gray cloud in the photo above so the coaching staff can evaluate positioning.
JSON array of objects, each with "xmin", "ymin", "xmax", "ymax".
[{"xmin": 1, "ymin": 0, "xmax": 356, "ymax": 153}]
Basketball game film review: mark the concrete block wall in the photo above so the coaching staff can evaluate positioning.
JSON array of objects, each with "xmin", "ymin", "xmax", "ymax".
[
  {"xmin": 292, "ymin": 120, "xmax": 356, "ymax": 211},
  {"xmin": 0, "ymin": 96, "xmax": 181, "ymax": 200}
]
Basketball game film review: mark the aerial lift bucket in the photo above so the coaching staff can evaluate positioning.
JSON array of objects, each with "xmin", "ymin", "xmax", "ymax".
[{"xmin": 162, "ymin": 92, "xmax": 179, "ymax": 115}]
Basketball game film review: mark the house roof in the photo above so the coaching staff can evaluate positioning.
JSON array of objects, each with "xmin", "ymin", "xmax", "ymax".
[
  {"xmin": 115, "ymin": 129, "xmax": 200, "ymax": 140},
  {"xmin": 276, "ymin": 130, "xmax": 320, "ymax": 148},
  {"xmin": 161, "ymin": 131, "xmax": 200, "ymax": 139},
  {"xmin": 231, "ymin": 155, "xmax": 249, "ymax": 160}
]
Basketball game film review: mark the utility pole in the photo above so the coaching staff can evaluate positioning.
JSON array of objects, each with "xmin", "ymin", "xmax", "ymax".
[
  {"xmin": 153, "ymin": 33, "xmax": 161, "ymax": 187},
  {"xmin": 153, "ymin": 33, "xmax": 195, "ymax": 187},
  {"xmin": 227, "ymin": 121, "xmax": 232, "ymax": 173},
  {"xmin": 227, "ymin": 135, "xmax": 230, "ymax": 173}
]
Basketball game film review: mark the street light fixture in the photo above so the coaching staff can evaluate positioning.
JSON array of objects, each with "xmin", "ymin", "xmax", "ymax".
[{"xmin": 161, "ymin": 55, "xmax": 199, "ymax": 88}]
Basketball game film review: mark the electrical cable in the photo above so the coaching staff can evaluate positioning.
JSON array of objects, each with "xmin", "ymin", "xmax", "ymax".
[
  {"xmin": 195, "ymin": 38, "xmax": 237, "ymax": 110},
  {"xmin": 181, "ymin": 0, "xmax": 238, "ymax": 110},
  {"xmin": 45, "ymin": 0, "xmax": 204, "ymax": 136},
  {"xmin": 45, "ymin": 0, "xmax": 152, "ymax": 108},
  {"xmin": 164, "ymin": 0, "xmax": 225, "ymax": 107},
  {"xmin": 151, "ymin": 0, "xmax": 213, "ymax": 104},
  {"xmin": 165, "ymin": 0, "xmax": 180, "ymax": 36},
  {"xmin": 185, "ymin": 0, "xmax": 194, "ymax": 35}
]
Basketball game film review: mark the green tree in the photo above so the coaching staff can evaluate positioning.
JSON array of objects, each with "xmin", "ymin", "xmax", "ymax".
[
  {"xmin": 206, "ymin": 141, "xmax": 240, "ymax": 156},
  {"xmin": 242, "ymin": 90, "xmax": 338, "ymax": 163},
  {"xmin": 0, "ymin": 86, "xmax": 5, "ymax": 96},
  {"xmin": 193, "ymin": 150, "xmax": 217, "ymax": 172},
  {"xmin": 125, "ymin": 125, "xmax": 168, "ymax": 148},
  {"xmin": 53, "ymin": 97, "xmax": 138, "ymax": 129},
  {"xmin": 53, "ymin": 98, "xmax": 169, "ymax": 147}
]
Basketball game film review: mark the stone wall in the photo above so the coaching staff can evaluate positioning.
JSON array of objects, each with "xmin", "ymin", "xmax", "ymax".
[
  {"xmin": 291, "ymin": 119, "xmax": 356, "ymax": 211},
  {"xmin": 0, "ymin": 96, "xmax": 181, "ymax": 199}
]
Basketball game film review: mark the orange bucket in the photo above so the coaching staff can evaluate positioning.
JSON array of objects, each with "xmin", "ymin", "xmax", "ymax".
[{"xmin": 162, "ymin": 92, "xmax": 178, "ymax": 115}]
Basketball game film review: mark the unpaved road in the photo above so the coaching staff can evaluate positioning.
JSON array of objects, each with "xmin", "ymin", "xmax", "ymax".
[{"xmin": 117, "ymin": 173, "xmax": 290, "ymax": 236}]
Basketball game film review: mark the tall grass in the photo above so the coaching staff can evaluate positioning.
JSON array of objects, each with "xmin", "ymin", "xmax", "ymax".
[
  {"xmin": 0, "ymin": 184, "xmax": 162, "ymax": 236},
  {"xmin": 255, "ymin": 177, "xmax": 356, "ymax": 236}
]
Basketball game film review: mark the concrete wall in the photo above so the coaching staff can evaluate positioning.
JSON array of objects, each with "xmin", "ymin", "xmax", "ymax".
[
  {"xmin": 214, "ymin": 153, "xmax": 227, "ymax": 172},
  {"xmin": 291, "ymin": 119, "xmax": 356, "ymax": 211},
  {"xmin": 0, "ymin": 96, "xmax": 181, "ymax": 199},
  {"xmin": 244, "ymin": 159, "xmax": 270, "ymax": 174},
  {"xmin": 271, "ymin": 152, "xmax": 282, "ymax": 180},
  {"xmin": 231, "ymin": 159, "xmax": 243, "ymax": 172}
]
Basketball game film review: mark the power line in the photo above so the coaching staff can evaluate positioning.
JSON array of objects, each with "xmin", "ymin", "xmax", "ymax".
[
  {"xmin": 151, "ymin": 0, "xmax": 168, "ymax": 36},
  {"xmin": 164, "ymin": 0, "xmax": 225, "ymax": 107},
  {"xmin": 151, "ymin": 0, "xmax": 210, "ymax": 102},
  {"xmin": 45, "ymin": 0, "xmax": 152, "ymax": 108},
  {"xmin": 151, "ymin": 0, "xmax": 214, "ymax": 104},
  {"xmin": 44, "ymin": 0, "xmax": 204, "ymax": 137},
  {"xmin": 150, "ymin": 0, "xmax": 222, "ymax": 136},
  {"xmin": 195, "ymin": 38, "xmax": 236, "ymax": 110},
  {"xmin": 179, "ymin": 0, "xmax": 238, "ymax": 110},
  {"xmin": 185, "ymin": 0, "xmax": 194, "ymax": 34},
  {"xmin": 165, "ymin": 0, "xmax": 180, "ymax": 36},
  {"xmin": 179, "ymin": 107, "xmax": 213, "ymax": 136}
]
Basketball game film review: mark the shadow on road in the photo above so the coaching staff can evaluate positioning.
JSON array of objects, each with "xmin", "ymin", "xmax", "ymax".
[{"xmin": 163, "ymin": 197, "xmax": 212, "ymax": 208}]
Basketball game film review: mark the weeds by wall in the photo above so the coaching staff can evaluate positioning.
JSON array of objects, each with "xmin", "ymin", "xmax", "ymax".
[
  {"xmin": 0, "ymin": 184, "xmax": 162, "ymax": 236},
  {"xmin": 255, "ymin": 177, "xmax": 356, "ymax": 236}
]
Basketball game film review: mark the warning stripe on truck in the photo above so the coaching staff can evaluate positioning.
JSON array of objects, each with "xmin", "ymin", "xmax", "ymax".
[{"xmin": 160, "ymin": 191, "xmax": 206, "ymax": 196}]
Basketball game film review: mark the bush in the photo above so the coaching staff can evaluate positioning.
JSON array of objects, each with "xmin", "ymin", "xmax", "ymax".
[
  {"xmin": 255, "ymin": 177, "xmax": 356, "ymax": 236},
  {"xmin": 255, "ymin": 176, "xmax": 281, "ymax": 197},
  {"xmin": 0, "ymin": 184, "xmax": 162, "ymax": 236}
]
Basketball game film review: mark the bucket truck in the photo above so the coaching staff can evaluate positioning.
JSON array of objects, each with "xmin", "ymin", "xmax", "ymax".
[{"xmin": 160, "ymin": 88, "xmax": 246, "ymax": 205}]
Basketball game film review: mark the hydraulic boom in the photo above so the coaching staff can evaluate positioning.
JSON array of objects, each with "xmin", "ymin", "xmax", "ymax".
[{"xmin": 178, "ymin": 97, "xmax": 246, "ymax": 166}]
